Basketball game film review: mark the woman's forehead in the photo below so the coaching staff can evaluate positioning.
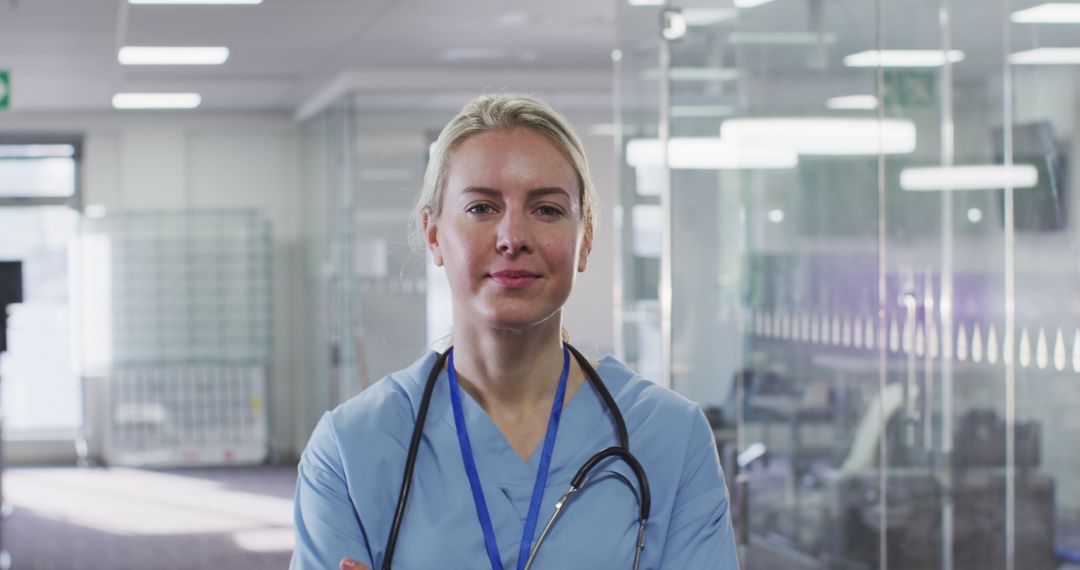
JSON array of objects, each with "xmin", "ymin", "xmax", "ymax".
[{"xmin": 444, "ymin": 129, "xmax": 581, "ymax": 198}]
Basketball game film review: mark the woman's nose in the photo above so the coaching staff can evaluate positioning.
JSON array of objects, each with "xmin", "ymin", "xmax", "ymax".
[{"xmin": 496, "ymin": 212, "xmax": 532, "ymax": 255}]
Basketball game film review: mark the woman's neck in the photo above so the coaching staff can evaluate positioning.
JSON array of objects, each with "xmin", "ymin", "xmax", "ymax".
[{"xmin": 450, "ymin": 322, "xmax": 569, "ymax": 416}]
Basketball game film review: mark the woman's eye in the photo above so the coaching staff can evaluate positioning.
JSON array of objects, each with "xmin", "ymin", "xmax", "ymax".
[
  {"xmin": 467, "ymin": 204, "xmax": 495, "ymax": 215},
  {"xmin": 537, "ymin": 205, "xmax": 564, "ymax": 218}
]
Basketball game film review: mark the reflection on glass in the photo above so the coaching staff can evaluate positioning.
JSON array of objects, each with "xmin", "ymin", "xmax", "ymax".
[{"xmin": 617, "ymin": 0, "xmax": 1080, "ymax": 566}]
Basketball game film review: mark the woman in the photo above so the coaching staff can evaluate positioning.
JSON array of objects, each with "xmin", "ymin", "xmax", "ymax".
[{"xmin": 291, "ymin": 94, "xmax": 738, "ymax": 570}]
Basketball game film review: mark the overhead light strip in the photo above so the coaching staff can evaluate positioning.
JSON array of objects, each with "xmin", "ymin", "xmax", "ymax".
[
  {"xmin": 119, "ymin": 46, "xmax": 229, "ymax": 65},
  {"xmin": 900, "ymin": 165, "xmax": 1039, "ymax": 191},
  {"xmin": 1009, "ymin": 47, "xmax": 1080, "ymax": 65},
  {"xmin": 844, "ymin": 49, "xmax": 965, "ymax": 67},
  {"xmin": 827, "ymin": 95, "xmax": 878, "ymax": 110},
  {"xmin": 128, "ymin": 0, "xmax": 262, "ymax": 4},
  {"xmin": 626, "ymin": 138, "xmax": 798, "ymax": 170},
  {"xmin": 1011, "ymin": 3, "xmax": 1080, "ymax": 23},
  {"xmin": 112, "ymin": 93, "xmax": 202, "ymax": 109},
  {"xmin": 720, "ymin": 117, "xmax": 917, "ymax": 155}
]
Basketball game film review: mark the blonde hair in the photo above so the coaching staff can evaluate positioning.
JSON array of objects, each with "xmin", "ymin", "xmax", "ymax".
[{"xmin": 410, "ymin": 93, "xmax": 597, "ymax": 250}]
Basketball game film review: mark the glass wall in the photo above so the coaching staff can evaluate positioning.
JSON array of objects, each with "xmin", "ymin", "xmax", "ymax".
[
  {"xmin": 616, "ymin": 0, "xmax": 1080, "ymax": 568},
  {"xmin": 298, "ymin": 95, "xmax": 443, "ymax": 430}
]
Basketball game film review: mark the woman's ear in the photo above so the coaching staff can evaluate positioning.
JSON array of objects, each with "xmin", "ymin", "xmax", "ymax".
[
  {"xmin": 424, "ymin": 212, "xmax": 444, "ymax": 267},
  {"xmin": 577, "ymin": 227, "xmax": 592, "ymax": 273}
]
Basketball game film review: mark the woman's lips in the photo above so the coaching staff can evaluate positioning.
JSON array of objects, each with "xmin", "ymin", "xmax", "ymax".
[{"xmin": 489, "ymin": 270, "xmax": 540, "ymax": 288}]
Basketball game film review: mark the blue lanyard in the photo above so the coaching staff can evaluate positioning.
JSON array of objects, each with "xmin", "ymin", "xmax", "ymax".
[{"xmin": 447, "ymin": 345, "xmax": 571, "ymax": 570}]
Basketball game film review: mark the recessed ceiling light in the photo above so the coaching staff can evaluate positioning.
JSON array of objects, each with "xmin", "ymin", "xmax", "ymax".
[
  {"xmin": 735, "ymin": 0, "xmax": 776, "ymax": 8},
  {"xmin": 670, "ymin": 105, "xmax": 737, "ymax": 118},
  {"xmin": 626, "ymin": 138, "xmax": 798, "ymax": 170},
  {"xmin": 128, "ymin": 0, "xmax": 262, "ymax": 4},
  {"xmin": 682, "ymin": 8, "xmax": 736, "ymax": 26},
  {"xmin": 112, "ymin": 93, "xmax": 202, "ymax": 109},
  {"xmin": 827, "ymin": 95, "xmax": 878, "ymax": 110},
  {"xmin": 729, "ymin": 31, "xmax": 836, "ymax": 45},
  {"xmin": 720, "ymin": 117, "xmax": 917, "ymax": 155},
  {"xmin": 640, "ymin": 68, "xmax": 739, "ymax": 81},
  {"xmin": 900, "ymin": 165, "xmax": 1038, "ymax": 191},
  {"xmin": 0, "ymin": 144, "xmax": 75, "ymax": 158},
  {"xmin": 438, "ymin": 47, "xmax": 507, "ymax": 62},
  {"xmin": 1009, "ymin": 47, "xmax": 1080, "ymax": 64},
  {"xmin": 844, "ymin": 49, "xmax": 964, "ymax": 67},
  {"xmin": 118, "ymin": 46, "xmax": 229, "ymax": 65},
  {"xmin": 1011, "ymin": 3, "xmax": 1080, "ymax": 23}
]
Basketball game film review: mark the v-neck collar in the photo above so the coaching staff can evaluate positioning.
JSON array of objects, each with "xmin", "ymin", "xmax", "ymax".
[{"xmin": 409, "ymin": 352, "xmax": 633, "ymax": 521}]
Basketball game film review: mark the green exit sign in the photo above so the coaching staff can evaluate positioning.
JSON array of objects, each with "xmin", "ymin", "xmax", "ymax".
[
  {"xmin": 0, "ymin": 70, "xmax": 9, "ymax": 110},
  {"xmin": 884, "ymin": 70, "xmax": 936, "ymax": 109}
]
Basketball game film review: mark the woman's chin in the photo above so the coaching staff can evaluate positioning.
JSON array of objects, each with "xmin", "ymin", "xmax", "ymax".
[{"xmin": 482, "ymin": 311, "xmax": 561, "ymax": 335}]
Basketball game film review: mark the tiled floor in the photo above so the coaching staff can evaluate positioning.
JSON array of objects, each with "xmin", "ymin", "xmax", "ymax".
[{"xmin": 3, "ymin": 465, "xmax": 297, "ymax": 570}]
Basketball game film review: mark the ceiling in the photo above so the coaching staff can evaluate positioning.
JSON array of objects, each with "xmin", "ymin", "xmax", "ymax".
[
  {"xmin": 2, "ymin": 0, "xmax": 1076, "ymax": 117},
  {"xmin": 0, "ymin": 0, "xmax": 616, "ymax": 114}
]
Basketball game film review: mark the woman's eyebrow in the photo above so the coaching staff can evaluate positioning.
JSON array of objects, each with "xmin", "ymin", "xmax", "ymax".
[
  {"xmin": 527, "ymin": 187, "xmax": 571, "ymax": 201},
  {"xmin": 460, "ymin": 187, "xmax": 571, "ymax": 200},
  {"xmin": 461, "ymin": 186, "xmax": 501, "ymax": 198}
]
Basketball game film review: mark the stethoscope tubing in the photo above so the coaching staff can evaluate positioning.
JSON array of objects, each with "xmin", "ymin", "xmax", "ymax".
[{"xmin": 382, "ymin": 344, "xmax": 651, "ymax": 570}]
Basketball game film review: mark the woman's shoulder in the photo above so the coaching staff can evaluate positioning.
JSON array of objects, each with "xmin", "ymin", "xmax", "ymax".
[
  {"xmin": 305, "ymin": 351, "xmax": 442, "ymax": 459},
  {"xmin": 333, "ymin": 351, "xmax": 440, "ymax": 428},
  {"xmin": 594, "ymin": 354, "xmax": 704, "ymax": 423}
]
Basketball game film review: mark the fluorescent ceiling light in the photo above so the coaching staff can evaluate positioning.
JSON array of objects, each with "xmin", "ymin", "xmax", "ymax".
[
  {"xmin": 112, "ymin": 93, "xmax": 202, "ymax": 109},
  {"xmin": 118, "ymin": 46, "xmax": 229, "ymax": 65},
  {"xmin": 0, "ymin": 144, "xmax": 75, "ymax": 158},
  {"xmin": 735, "ymin": 0, "xmax": 775, "ymax": 8},
  {"xmin": 720, "ymin": 117, "xmax": 917, "ymax": 155},
  {"xmin": 844, "ymin": 49, "xmax": 965, "ymax": 67},
  {"xmin": 671, "ymin": 104, "xmax": 737, "ymax": 118},
  {"xmin": 626, "ymin": 137, "xmax": 799, "ymax": 170},
  {"xmin": 827, "ymin": 95, "xmax": 878, "ymax": 110},
  {"xmin": 900, "ymin": 165, "xmax": 1038, "ymax": 191},
  {"xmin": 641, "ymin": 68, "xmax": 739, "ymax": 81},
  {"xmin": 728, "ymin": 31, "xmax": 837, "ymax": 45},
  {"xmin": 628, "ymin": 0, "xmax": 663, "ymax": 5},
  {"xmin": 129, "ymin": 0, "xmax": 262, "ymax": 4},
  {"xmin": 1011, "ymin": 3, "xmax": 1080, "ymax": 23},
  {"xmin": 682, "ymin": 8, "xmax": 736, "ymax": 26},
  {"xmin": 1009, "ymin": 47, "xmax": 1080, "ymax": 64}
]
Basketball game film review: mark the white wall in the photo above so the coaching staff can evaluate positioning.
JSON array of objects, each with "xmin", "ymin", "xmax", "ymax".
[{"xmin": 0, "ymin": 111, "xmax": 304, "ymax": 460}]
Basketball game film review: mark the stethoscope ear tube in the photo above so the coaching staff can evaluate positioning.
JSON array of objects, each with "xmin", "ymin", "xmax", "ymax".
[{"xmin": 382, "ymin": 349, "xmax": 451, "ymax": 570}]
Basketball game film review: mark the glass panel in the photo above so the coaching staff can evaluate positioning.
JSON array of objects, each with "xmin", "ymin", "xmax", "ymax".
[
  {"xmin": 616, "ymin": 1, "xmax": 665, "ymax": 381},
  {"xmin": 1010, "ymin": 0, "xmax": 1080, "ymax": 566},
  {"xmin": 0, "ymin": 206, "xmax": 80, "ymax": 431},
  {"xmin": 619, "ymin": 0, "xmax": 1080, "ymax": 567},
  {"xmin": 346, "ymin": 95, "xmax": 435, "ymax": 392}
]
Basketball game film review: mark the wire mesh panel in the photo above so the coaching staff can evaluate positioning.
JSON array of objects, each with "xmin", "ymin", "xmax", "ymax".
[
  {"xmin": 80, "ymin": 209, "xmax": 272, "ymax": 466},
  {"xmin": 105, "ymin": 365, "xmax": 268, "ymax": 466}
]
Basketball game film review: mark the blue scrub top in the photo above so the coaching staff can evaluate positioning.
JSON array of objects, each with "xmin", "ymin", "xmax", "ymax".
[{"xmin": 291, "ymin": 351, "xmax": 739, "ymax": 569}]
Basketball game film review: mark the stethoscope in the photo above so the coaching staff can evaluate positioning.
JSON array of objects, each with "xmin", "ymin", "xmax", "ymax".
[{"xmin": 382, "ymin": 343, "xmax": 651, "ymax": 570}]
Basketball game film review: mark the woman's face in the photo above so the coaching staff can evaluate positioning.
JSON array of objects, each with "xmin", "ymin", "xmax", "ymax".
[{"xmin": 426, "ymin": 127, "xmax": 590, "ymax": 335}]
